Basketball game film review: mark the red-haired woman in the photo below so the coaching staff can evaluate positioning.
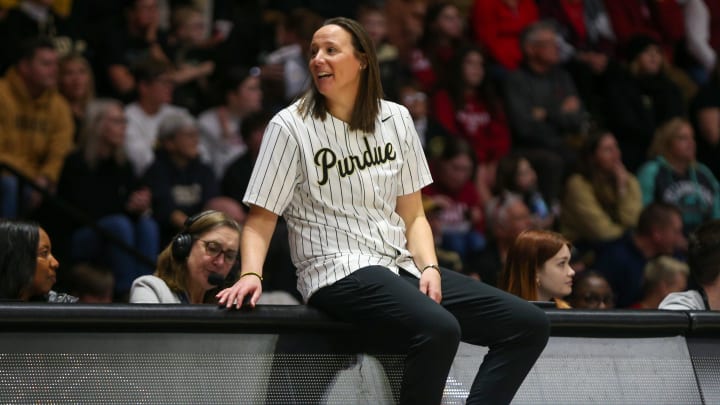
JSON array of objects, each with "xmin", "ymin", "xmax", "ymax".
[{"xmin": 500, "ymin": 229, "xmax": 575, "ymax": 308}]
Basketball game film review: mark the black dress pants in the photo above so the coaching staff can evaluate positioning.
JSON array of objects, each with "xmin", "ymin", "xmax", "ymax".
[{"xmin": 309, "ymin": 266, "xmax": 550, "ymax": 405}]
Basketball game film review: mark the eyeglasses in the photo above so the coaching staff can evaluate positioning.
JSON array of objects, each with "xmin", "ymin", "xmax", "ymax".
[{"xmin": 198, "ymin": 240, "xmax": 238, "ymax": 263}]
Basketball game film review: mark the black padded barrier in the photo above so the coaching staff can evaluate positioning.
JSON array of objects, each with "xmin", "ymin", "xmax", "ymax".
[{"xmin": 0, "ymin": 303, "xmax": 718, "ymax": 404}]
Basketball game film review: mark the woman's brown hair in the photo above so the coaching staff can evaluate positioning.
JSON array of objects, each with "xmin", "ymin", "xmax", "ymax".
[
  {"xmin": 500, "ymin": 230, "xmax": 571, "ymax": 301},
  {"xmin": 155, "ymin": 210, "xmax": 242, "ymax": 302},
  {"xmin": 298, "ymin": 17, "xmax": 383, "ymax": 133}
]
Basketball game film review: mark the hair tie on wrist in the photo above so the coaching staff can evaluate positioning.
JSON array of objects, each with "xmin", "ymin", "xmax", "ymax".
[{"xmin": 239, "ymin": 272, "xmax": 263, "ymax": 281}]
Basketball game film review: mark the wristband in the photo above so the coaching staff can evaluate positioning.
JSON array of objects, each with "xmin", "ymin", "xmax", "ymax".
[
  {"xmin": 421, "ymin": 264, "xmax": 441, "ymax": 275},
  {"xmin": 239, "ymin": 272, "xmax": 263, "ymax": 281}
]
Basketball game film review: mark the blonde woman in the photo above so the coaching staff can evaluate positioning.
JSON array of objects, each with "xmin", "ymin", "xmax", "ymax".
[
  {"xmin": 56, "ymin": 99, "xmax": 159, "ymax": 300},
  {"xmin": 58, "ymin": 53, "xmax": 95, "ymax": 141},
  {"xmin": 632, "ymin": 255, "xmax": 688, "ymax": 309},
  {"xmin": 637, "ymin": 118, "xmax": 720, "ymax": 234}
]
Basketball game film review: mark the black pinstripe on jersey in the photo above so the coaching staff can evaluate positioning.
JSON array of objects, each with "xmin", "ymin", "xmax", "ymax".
[{"xmin": 244, "ymin": 100, "xmax": 433, "ymax": 301}]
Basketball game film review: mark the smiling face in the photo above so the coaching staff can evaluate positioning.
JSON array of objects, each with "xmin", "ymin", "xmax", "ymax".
[
  {"xmin": 30, "ymin": 228, "xmax": 59, "ymax": 297},
  {"xmin": 309, "ymin": 24, "xmax": 365, "ymax": 111},
  {"xmin": 186, "ymin": 226, "xmax": 239, "ymax": 292},
  {"xmin": 536, "ymin": 244, "xmax": 575, "ymax": 301}
]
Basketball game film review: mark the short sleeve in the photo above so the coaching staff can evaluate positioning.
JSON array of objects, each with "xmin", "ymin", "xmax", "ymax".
[
  {"xmin": 395, "ymin": 106, "xmax": 433, "ymax": 195},
  {"xmin": 243, "ymin": 119, "xmax": 300, "ymax": 215}
]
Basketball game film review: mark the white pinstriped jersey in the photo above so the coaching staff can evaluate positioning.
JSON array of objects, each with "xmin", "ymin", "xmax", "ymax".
[{"xmin": 243, "ymin": 99, "xmax": 433, "ymax": 301}]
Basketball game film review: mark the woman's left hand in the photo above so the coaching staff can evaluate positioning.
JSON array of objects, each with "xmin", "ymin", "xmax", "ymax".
[{"xmin": 419, "ymin": 269, "xmax": 442, "ymax": 304}]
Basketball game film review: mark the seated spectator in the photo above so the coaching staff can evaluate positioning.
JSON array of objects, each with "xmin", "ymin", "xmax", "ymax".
[
  {"xmin": 198, "ymin": 66, "xmax": 263, "ymax": 179},
  {"xmin": 165, "ymin": 5, "xmax": 216, "ymax": 114},
  {"xmin": 594, "ymin": 202, "xmax": 686, "ymax": 308},
  {"xmin": 422, "ymin": 138, "xmax": 485, "ymax": 260},
  {"xmin": 0, "ymin": 37, "xmax": 74, "ymax": 218},
  {"xmin": 129, "ymin": 210, "xmax": 297, "ymax": 305},
  {"xmin": 604, "ymin": 0, "xmax": 685, "ymax": 64},
  {"xmin": 604, "ymin": 35, "xmax": 685, "ymax": 171},
  {"xmin": 500, "ymin": 229, "xmax": 575, "ymax": 308},
  {"xmin": 537, "ymin": 0, "xmax": 615, "ymax": 56},
  {"xmin": 397, "ymin": 80, "xmax": 449, "ymax": 155},
  {"xmin": 468, "ymin": 192, "xmax": 533, "ymax": 286},
  {"xmin": 124, "ymin": 59, "xmax": 188, "ymax": 177},
  {"xmin": 691, "ymin": 62, "xmax": 720, "ymax": 179},
  {"xmin": 431, "ymin": 45, "xmax": 511, "ymax": 203},
  {"xmin": 0, "ymin": 0, "xmax": 84, "ymax": 73},
  {"xmin": 0, "ymin": 219, "xmax": 77, "ymax": 302},
  {"xmin": 470, "ymin": 0, "xmax": 538, "ymax": 72},
  {"xmin": 678, "ymin": 0, "xmax": 719, "ymax": 84},
  {"xmin": 538, "ymin": 0, "xmax": 617, "ymax": 122},
  {"xmin": 561, "ymin": 130, "xmax": 642, "ymax": 244},
  {"xmin": 566, "ymin": 270, "xmax": 614, "ymax": 309},
  {"xmin": 384, "ymin": 0, "xmax": 426, "ymax": 67},
  {"xmin": 58, "ymin": 53, "xmax": 95, "ymax": 142},
  {"xmin": 65, "ymin": 263, "xmax": 114, "ymax": 303},
  {"xmin": 221, "ymin": 111, "xmax": 272, "ymax": 209},
  {"xmin": 660, "ymin": 218, "xmax": 720, "ymax": 310},
  {"xmin": 494, "ymin": 154, "xmax": 555, "ymax": 230},
  {"xmin": 96, "ymin": 0, "xmax": 170, "ymax": 100},
  {"xmin": 407, "ymin": 1, "xmax": 467, "ymax": 92},
  {"xmin": 632, "ymin": 255, "xmax": 689, "ymax": 309},
  {"xmin": 423, "ymin": 197, "xmax": 464, "ymax": 273},
  {"xmin": 504, "ymin": 21, "xmax": 585, "ymax": 202},
  {"xmin": 143, "ymin": 111, "xmax": 242, "ymax": 245},
  {"xmin": 357, "ymin": 1, "xmax": 401, "ymax": 101},
  {"xmin": 261, "ymin": 8, "xmax": 323, "ymax": 108},
  {"xmin": 637, "ymin": 118, "xmax": 720, "ymax": 234},
  {"xmin": 129, "ymin": 210, "xmax": 241, "ymax": 303},
  {"xmin": 56, "ymin": 99, "xmax": 159, "ymax": 300}
]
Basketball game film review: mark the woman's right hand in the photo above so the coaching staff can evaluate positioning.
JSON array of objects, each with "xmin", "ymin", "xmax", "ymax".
[
  {"xmin": 216, "ymin": 274, "xmax": 263, "ymax": 309},
  {"xmin": 613, "ymin": 162, "xmax": 629, "ymax": 194}
]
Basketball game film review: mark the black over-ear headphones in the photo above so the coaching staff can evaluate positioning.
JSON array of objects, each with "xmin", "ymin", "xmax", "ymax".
[
  {"xmin": 170, "ymin": 210, "xmax": 241, "ymax": 278},
  {"xmin": 171, "ymin": 211, "xmax": 214, "ymax": 262}
]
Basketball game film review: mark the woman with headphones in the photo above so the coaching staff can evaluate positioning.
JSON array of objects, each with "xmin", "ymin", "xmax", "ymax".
[{"xmin": 129, "ymin": 210, "xmax": 241, "ymax": 304}]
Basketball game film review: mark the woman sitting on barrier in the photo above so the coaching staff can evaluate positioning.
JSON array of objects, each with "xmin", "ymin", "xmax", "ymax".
[
  {"xmin": 500, "ymin": 229, "xmax": 576, "ymax": 308},
  {"xmin": 216, "ymin": 17, "xmax": 549, "ymax": 405},
  {"xmin": 0, "ymin": 220, "xmax": 77, "ymax": 302}
]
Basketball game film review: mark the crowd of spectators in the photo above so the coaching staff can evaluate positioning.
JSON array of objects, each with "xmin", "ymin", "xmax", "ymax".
[{"xmin": 1, "ymin": 0, "xmax": 719, "ymax": 309}]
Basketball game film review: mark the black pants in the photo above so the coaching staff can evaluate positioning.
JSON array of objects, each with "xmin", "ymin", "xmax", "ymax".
[{"xmin": 309, "ymin": 266, "xmax": 550, "ymax": 405}]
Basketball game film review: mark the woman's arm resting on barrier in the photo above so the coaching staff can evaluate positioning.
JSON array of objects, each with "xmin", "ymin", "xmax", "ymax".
[
  {"xmin": 217, "ymin": 205, "xmax": 278, "ymax": 309},
  {"xmin": 396, "ymin": 191, "xmax": 442, "ymax": 303}
]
